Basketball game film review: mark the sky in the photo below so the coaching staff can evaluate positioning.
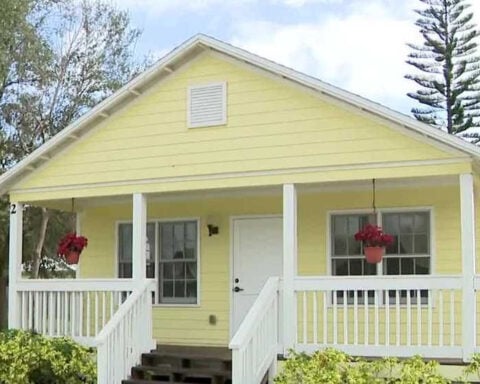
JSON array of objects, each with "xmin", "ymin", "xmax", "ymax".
[{"xmin": 111, "ymin": 0, "xmax": 480, "ymax": 116}]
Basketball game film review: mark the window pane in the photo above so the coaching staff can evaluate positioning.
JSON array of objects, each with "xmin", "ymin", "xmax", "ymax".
[
  {"xmin": 347, "ymin": 237, "xmax": 361, "ymax": 255},
  {"xmin": 118, "ymin": 224, "xmax": 133, "ymax": 262},
  {"xmin": 333, "ymin": 259, "xmax": 348, "ymax": 276},
  {"xmin": 174, "ymin": 263, "xmax": 185, "ymax": 279},
  {"xmin": 186, "ymin": 262, "xmax": 197, "ymax": 279},
  {"xmin": 400, "ymin": 214, "xmax": 414, "ymax": 233},
  {"xmin": 163, "ymin": 281, "xmax": 173, "ymax": 298},
  {"xmin": 174, "ymin": 223, "xmax": 184, "ymax": 243},
  {"xmin": 349, "ymin": 259, "xmax": 363, "ymax": 276},
  {"xmin": 414, "ymin": 212, "xmax": 429, "ymax": 232},
  {"xmin": 333, "ymin": 216, "xmax": 347, "ymax": 235},
  {"xmin": 163, "ymin": 263, "xmax": 173, "ymax": 279},
  {"xmin": 174, "ymin": 281, "xmax": 185, "ymax": 298},
  {"xmin": 186, "ymin": 222, "xmax": 196, "ymax": 241},
  {"xmin": 333, "ymin": 236, "xmax": 347, "ymax": 256},
  {"xmin": 146, "ymin": 223, "xmax": 156, "ymax": 263},
  {"xmin": 415, "ymin": 257, "xmax": 430, "ymax": 274},
  {"xmin": 383, "ymin": 214, "xmax": 399, "ymax": 234},
  {"xmin": 119, "ymin": 262, "xmax": 132, "ymax": 278},
  {"xmin": 400, "ymin": 257, "xmax": 414, "ymax": 274},
  {"xmin": 384, "ymin": 257, "xmax": 400, "ymax": 275},
  {"xmin": 399, "ymin": 234, "xmax": 414, "ymax": 254},
  {"xmin": 414, "ymin": 234, "xmax": 429, "ymax": 254},
  {"xmin": 186, "ymin": 281, "xmax": 197, "ymax": 298}
]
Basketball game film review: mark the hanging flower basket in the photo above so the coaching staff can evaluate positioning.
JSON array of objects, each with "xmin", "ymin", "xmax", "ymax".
[
  {"xmin": 57, "ymin": 233, "xmax": 88, "ymax": 265},
  {"xmin": 64, "ymin": 250, "xmax": 81, "ymax": 265},
  {"xmin": 364, "ymin": 246, "xmax": 385, "ymax": 264},
  {"xmin": 354, "ymin": 224, "xmax": 393, "ymax": 264}
]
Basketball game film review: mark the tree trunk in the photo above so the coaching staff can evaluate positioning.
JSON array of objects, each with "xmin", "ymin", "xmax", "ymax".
[{"xmin": 31, "ymin": 208, "xmax": 49, "ymax": 279}]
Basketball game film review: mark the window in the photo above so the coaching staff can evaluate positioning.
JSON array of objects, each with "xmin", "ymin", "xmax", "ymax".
[
  {"xmin": 187, "ymin": 82, "xmax": 227, "ymax": 128},
  {"xmin": 118, "ymin": 223, "xmax": 155, "ymax": 279},
  {"xmin": 117, "ymin": 220, "xmax": 199, "ymax": 305},
  {"xmin": 330, "ymin": 210, "xmax": 431, "ymax": 304}
]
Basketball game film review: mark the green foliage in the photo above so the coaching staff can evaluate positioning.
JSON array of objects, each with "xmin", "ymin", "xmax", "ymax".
[
  {"xmin": 0, "ymin": 330, "xmax": 96, "ymax": 384},
  {"xmin": 406, "ymin": 0, "xmax": 480, "ymax": 136},
  {"xmin": 274, "ymin": 349, "xmax": 480, "ymax": 384}
]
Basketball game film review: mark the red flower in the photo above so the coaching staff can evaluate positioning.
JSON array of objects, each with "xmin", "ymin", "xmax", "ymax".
[
  {"xmin": 57, "ymin": 232, "xmax": 88, "ymax": 257},
  {"xmin": 354, "ymin": 224, "xmax": 394, "ymax": 248}
]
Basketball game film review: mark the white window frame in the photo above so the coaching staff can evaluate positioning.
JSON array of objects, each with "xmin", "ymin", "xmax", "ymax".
[
  {"xmin": 187, "ymin": 82, "xmax": 227, "ymax": 128},
  {"xmin": 115, "ymin": 217, "xmax": 201, "ymax": 307},
  {"xmin": 326, "ymin": 207, "xmax": 435, "ymax": 306}
]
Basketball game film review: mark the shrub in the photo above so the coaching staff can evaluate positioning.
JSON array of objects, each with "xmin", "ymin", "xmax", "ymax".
[
  {"xmin": 274, "ymin": 349, "xmax": 461, "ymax": 384},
  {"xmin": 0, "ymin": 330, "xmax": 96, "ymax": 384}
]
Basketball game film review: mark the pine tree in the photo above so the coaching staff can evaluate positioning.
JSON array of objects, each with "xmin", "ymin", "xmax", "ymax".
[{"xmin": 406, "ymin": 0, "xmax": 480, "ymax": 135}]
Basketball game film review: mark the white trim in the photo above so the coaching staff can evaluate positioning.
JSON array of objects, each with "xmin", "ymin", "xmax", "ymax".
[
  {"xmin": 8, "ymin": 202, "xmax": 23, "ymax": 328},
  {"xmin": 460, "ymin": 173, "xmax": 476, "ymax": 361},
  {"xmin": 11, "ymin": 158, "xmax": 470, "ymax": 198},
  {"xmin": 1, "ymin": 33, "xmax": 479, "ymax": 196},
  {"xmin": 116, "ymin": 216, "xmax": 201, "ymax": 307},
  {"xmin": 283, "ymin": 184, "xmax": 297, "ymax": 354},
  {"xmin": 132, "ymin": 193, "xmax": 147, "ymax": 282},
  {"xmin": 229, "ymin": 214, "xmax": 282, "ymax": 338}
]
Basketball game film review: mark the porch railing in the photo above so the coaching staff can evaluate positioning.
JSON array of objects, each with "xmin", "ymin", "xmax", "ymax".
[
  {"xmin": 95, "ymin": 279, "xmax": 155, "ymax": 384},
  {"xmin": 294, "ymin": 275, "xmax": 466, "ymax": 359},
  {"xmin": 229, "ymin": 276, "xmax": 280, "ymax": 384},
  {"xmin": 14, "ymin": 279, "xmax": 136, "ymax": 345}
]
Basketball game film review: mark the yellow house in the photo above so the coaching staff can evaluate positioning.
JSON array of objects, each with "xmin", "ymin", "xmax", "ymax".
[{"xmin": 2, "ymin": 34, "xmax": 480, "ymax": 384}]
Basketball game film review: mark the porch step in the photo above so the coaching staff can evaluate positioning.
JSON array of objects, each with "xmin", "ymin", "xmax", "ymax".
[{"xmin": 122, "ymin": 345, "xmax": 232, "ymax": 384}]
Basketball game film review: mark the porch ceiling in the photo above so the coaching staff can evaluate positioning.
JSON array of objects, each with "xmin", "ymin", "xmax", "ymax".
[{"xmin": 25, "ymin": 174, "xmax": 458, "ymax": 211}]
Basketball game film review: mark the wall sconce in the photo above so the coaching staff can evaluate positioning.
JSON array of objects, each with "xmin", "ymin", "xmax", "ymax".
[{"xmin": 207, "ymin": 224, "xmax": 219, "ymax": 237}]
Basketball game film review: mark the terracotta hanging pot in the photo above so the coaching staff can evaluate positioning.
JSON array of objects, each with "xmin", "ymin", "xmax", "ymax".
[
  {"xmin": 65, "ymin": 250, "xmax": 81, "ymax": 265},
  {"xmin": 364, "ymin": 246, "xmax": 384, "ymax": 264}
]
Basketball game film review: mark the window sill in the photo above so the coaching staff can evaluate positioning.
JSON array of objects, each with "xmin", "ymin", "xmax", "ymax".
[{"xmin": 152, "ymin": 303, "xmax": 201, "ymax": 308}]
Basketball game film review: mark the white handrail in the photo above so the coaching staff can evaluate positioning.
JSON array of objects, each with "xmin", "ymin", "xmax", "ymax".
[
  {"xmin": 16, "ymin": 279, "xmax": 137, "ymax": 292},
  {"xmin": 95, "ymin": 279, "xmax": 155, "ymax": 384},
  {"xmin": 229, "ymin": 276, "xmax": 280, "ymax": 384}
]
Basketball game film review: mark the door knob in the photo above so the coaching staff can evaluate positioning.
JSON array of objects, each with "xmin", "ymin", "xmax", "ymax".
[{"xmin": 233, "ymin": 286, "xmax": 244, "ymax": 292}]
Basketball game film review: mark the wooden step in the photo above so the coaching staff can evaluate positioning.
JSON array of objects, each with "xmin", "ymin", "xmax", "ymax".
[
  {"xmin": 132, "ymin": 365, "xmax": 231, "ymax": 383},
  {"xmin": 142, "ymin": 351, "xmax": 231, "ymax": 371}
]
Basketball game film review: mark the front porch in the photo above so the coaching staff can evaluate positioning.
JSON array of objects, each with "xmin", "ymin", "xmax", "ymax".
[{"xmin": 7, "ymin": 174, "xmax": 478, "ymax": 383}]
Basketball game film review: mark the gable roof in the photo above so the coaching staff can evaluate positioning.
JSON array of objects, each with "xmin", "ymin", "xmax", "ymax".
[{"xmin": 1, "ymin": 33, "xmax": 479, "ymax": 196}]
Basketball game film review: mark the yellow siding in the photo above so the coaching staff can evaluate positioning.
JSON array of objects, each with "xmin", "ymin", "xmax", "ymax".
[
  {"xmin": 79, "ymin": 184, "xmax": 460, "ymax": 346},
  {"xmin": 12, "ymin": 52, "xmax": 465, "ymax": 201}
]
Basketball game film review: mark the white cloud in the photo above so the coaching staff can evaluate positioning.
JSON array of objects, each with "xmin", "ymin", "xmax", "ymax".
[{"xmin": 231, "ymin": 0, "xmax": 419, "ymax": 113}]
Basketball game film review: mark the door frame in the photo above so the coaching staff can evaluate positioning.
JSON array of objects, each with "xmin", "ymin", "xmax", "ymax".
[{"xmin": 229, "ymin": 214, "xmax": 282, "ymax": 338}]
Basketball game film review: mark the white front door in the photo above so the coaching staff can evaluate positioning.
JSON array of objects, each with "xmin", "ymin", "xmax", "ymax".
[{"xmin": 231, "ymin": 216, "xmax": 283, "ymax": 335}]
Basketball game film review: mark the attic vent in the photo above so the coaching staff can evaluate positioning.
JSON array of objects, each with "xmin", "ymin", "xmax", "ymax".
[{"xmin": 187, "ymin": 82, "xmax": 227, "ymax": 128}]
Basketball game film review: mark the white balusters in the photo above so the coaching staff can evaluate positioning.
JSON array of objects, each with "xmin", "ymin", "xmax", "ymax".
[{"xmin": 293, "ymin": 275, "xmax": 463, "ymax": 359}]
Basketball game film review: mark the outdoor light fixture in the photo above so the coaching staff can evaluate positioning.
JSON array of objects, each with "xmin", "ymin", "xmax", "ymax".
[{"xmin": 207, "ymin": 224, "xmax": 219, "ymax": 236}]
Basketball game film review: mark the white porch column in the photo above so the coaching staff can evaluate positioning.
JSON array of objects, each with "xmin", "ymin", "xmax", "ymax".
[
  {"xmin": 460, "ymin": 173, "xmax": 476, "ymax": 361},
  {"xmin": 283, "ymin": 184, "xmax": 297, "ymax": 354},
  {"xmin": 8, "ymin": 202, "xmax": 23, "ymax": 329},
  {"xmin": 132, "ymin": 193, "xmax": 147, "ymax": 283}
]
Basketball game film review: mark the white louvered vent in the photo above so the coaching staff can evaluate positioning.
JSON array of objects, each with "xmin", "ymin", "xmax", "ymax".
[{"xmin": 187, "ymin": 82, "xmax": 227, "ymax": 128}]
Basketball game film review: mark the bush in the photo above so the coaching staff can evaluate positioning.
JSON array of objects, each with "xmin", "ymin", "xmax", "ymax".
[
  {"xmin": 274, "ymin": 349, "xmax": 478, "ymax": 384},
  {"xmin": 0, "ymin": 330, "xmax": 96, "ymax": 384}
]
